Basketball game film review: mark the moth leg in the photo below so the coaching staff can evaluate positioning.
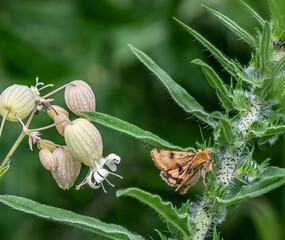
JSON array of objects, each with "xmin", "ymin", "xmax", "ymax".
[
  {"xmin": 210, "ymin": 161, "xmax": 216, "ymax": 180},
  {"xmin": 201, "ymin": 167, "xmax": 207, "ymax": 188}
]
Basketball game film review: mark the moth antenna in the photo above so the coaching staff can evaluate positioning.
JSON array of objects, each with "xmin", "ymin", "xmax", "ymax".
[{"xmin": 198, "ymin": 125, "xmax": 206, "ymax": 149}]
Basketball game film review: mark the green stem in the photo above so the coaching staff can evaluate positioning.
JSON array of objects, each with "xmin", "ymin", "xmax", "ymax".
[
  {"xmin": 193, "ymin": 95, "xmax": 261, "ymax": 240},
  {"xmin": 0, "ymin": 130, "xmax": 26, "ymax": 171},
  {"xmin": 0, "ymin": 110, "xmax": 9, "ymax": 138}
]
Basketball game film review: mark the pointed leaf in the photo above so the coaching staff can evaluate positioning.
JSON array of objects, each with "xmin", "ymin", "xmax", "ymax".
[
  {"xmin": 239, "ymin": 0, "xmax": 265, "ymax": 26},
  {"xmin": 192, "ymin": 59, "xmax": 234, "ymax": 111},
  {"xmin": 82, "ymin": 111, "xmax": 194, "ymax": 151},
  {"xmin": 216, "ymin": 167, "xmax": 285, "ymax": 204},
  {"xmin": 268, "ymin": 0, "xmax": 285, "ymax": 29},
  {"xmin": 0, "ymin": 164, "xmax": 9, "ymax": 179},
  {"xmin": 248, "ymin": 125, "xmax": 285, "ymax": 138},
  {"xmin": 271, "ymin": 54, "xmax": 285, "ymax": 78},
  {"xmin": 260, "ymin": 21, "xmax": 272, "ymax": 72},
  {"xmin": 129, "ymin": 45, "xmax": 216, "ymax": 127},
  {"xmin": 173, "ymin": 17, "xmax": 242, "ymax": 80},
  {"xmin": 203, "ymin": 5, "xmax": 255, "ymax": 47},
  {"xmin": 0, "ymin": 195, "xmax": 143, "ymax": 240},
  {"xmin": 211, "ymin": 111, "xmax": 236, "ymax": 144},
  {"xmin": 117, "ymin": 188, "xmax": 191, "ymax": 239}
]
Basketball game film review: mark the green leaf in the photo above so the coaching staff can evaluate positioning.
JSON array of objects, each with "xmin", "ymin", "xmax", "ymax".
[
  {"xmin": 271, "ymin": 54, "xmax": 285, "ymax": 78},
  {"xmin": 268, "ymin": 0, "xmax": 285, "ymax": 29},
  {"xmin": 239, "ymin": 0, "xmax": 265, "ymax": 26},
  {"xmin": 259, "ymin": 21, "xmax": 272, "ymax": 72},
  {"xmin": 192, "ymin": 59, "xmax": 234, "ymax": 111},
  {"xmin": 248, "ymin": 125, "xmax": 285, "ymax": 138},
  {"xmin": 0, "ymin": 164, "xmax": 9, "ymax": 179},
  {"xmin": 216, "ymin": 167, "xmax": 285, "ymax": 204},
  {"xmin": 202, "ymin": 5, "xmax": 255, "ymax": 47},
  {"xmin": 0, "ymin": 195, "xmax": 143, "ymax": 240},
  {"xmin": 155, "ymin": 230, "xmax": 168, "ymax": 240},
  {"xmin": 173, "ymin": 17, "xmax": 241, "ymax": 79},
  {"xmin": 82, "ymin": 111, "xmax": 194, "ymax": 151},
  {"xmin": 210, "ymin": 111, "xmax": 236, "ymax": 144},
  {"xmin": 129, "ymin": 44, "xmax": 216, "ymax": 127},
  {"xmin": 117, "ymin": 188, "xmax": 191, "ymax": 239}
]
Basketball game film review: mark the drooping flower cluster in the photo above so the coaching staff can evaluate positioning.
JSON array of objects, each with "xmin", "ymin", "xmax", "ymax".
[{"xmin": 0, "ymin": 79, "xmax": 121, "ymax": 192}]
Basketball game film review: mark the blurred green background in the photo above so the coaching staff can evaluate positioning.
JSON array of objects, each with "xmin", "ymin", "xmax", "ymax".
[{"xmin": 0, "ymin": 0, "xmax": 284, "ymax": 239}]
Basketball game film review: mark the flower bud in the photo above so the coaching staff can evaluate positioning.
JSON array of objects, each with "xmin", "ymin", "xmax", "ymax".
[
  {"xmin": 51, "ymin": 146, "xmax": 81, "ymax": 190},
  {"xmin": 54, "ymin": 113, "xmax": 71, "ymax": 136},
  {"xmin": 0, "ymin": 84, "xmax": 35, "ymax": 122},
  {"xmin": 65, "ymin": 80, "xmax": 95, "ymax": 118},
  {"xmin": 64, "ymin": 118, "xmax": 103, "ymax": 166},
  {"xmin": 39, "ymin": 148, "xmax": 57, "ymax": 171},
  {"xmin": 37, "ymin": 139, "xmax": 57, "ymax": 152},
  {"xmin": 47, "ymin": 105, "xmax": 69, "ymax": 120}
]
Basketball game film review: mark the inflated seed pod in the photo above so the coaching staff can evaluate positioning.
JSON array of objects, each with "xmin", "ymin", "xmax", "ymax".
[
  {"xmin": 37, "ymin": 139, "xmax": 58, "ymax": 152},
  {"xmin": 51, "ymin": 146, "xmax": 81, "ymax": 190},
  {"xmin": 0, "ymin": 84, "xmax": 35, "ymax": 121},
  {"xmin": 65, "ymin": 80, "xmax": 95, "ymax": 118},
  {"xmin": 54, "ymin": 113, "xmax": 71, "ymax": 136},
  {"xmin": 64, "ymin": 118, "xmax": 103, "ymax": 166},
  {"xmin": 47, "ymin": 105, "xmax": 69, "ymax": 120},
  {"xmin": 39, "ymin": 148, "xmax": 57, "ymax": 171}
]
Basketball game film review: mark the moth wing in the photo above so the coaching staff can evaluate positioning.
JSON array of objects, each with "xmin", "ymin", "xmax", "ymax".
[
  {"xmin": 160, "ymin": 164, "xmax": 190, "ymax": 187},
  {"xmin": 151, "ymin": 148, "xmax": 196, "ymax": 171}
]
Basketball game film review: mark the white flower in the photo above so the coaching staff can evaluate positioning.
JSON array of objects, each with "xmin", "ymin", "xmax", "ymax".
[{"xmin": 76, "ymin": 153, "xmax": 122, "ymax": 192}]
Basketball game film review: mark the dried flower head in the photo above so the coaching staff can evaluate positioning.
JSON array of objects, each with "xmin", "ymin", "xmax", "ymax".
[
  {"xmin": 64, "ymin": 118, "xmax": 103, "ymax": 166},
  {"xmin": 65, "ymin": 80, "xmax": 95, "ymax": 118},
  {"xmin": 51, "ymin": 146, "xmax": 81, "ymax": 190},
  {"xmin": 0, "ymin": 84, "xmax": 35, "ymax": 122}
]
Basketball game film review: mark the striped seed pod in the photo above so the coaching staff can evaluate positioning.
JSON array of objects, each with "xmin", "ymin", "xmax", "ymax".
[
  {"xmin": 65, "ymin": 80, "xmax": 95, "ymax": 118},
  {"xmin": 51, "ymin": 146, "xmax": 81, "ymax": 190},
  {"xmin": 54, "ymin": 113, "xmax": 71, "ymax": 136},
  {"xmin": 47, "ymin": 105, "xmax": 69, "ymax": 120},
  {"xmin": 0, "ymin": 84, "xmax": 35, "ymax": 122},
  {"xmin": 39, "ymin": 148, "xmax": 57, "ymax": 171},
  {"xmin": 64, "ymin": 118, "xmax": 103, "ymax": 166}
]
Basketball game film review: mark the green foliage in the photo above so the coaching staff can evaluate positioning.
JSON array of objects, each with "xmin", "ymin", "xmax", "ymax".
[
  {"xmin": 216, "ymin": 167, "xmax": 285, "ymax": 205},
  {"xmin": 117, "ymin": 188, "xmax": 191, "ymax": 239},
  {"xmin": 0, "ymin": 195, "xmax": 143, "ymax": 240},
  {"xmin": 0, "ymin": 1, "xmax": 284, "ymax": 240},
  {"xmin": 202, "ymin": 5, "xmax": 255, "ymax": 47},
  {"xmin": 82, "ymin": 111, "xmax": 195, "ymax": 151},
  {"xmin": 128, "ymin": 45, "xmax": 216, "ymax": 128},
  {"xmin": 192, "ymin": 59, "xmax": 234, "ymax": 111},
  {"xmin": 0, "ymin": 164, "xmax": 9, "ymax": 179},
  {"xmin": 173, "ymin": 17, "xmax": 242, "ymax": 79}
]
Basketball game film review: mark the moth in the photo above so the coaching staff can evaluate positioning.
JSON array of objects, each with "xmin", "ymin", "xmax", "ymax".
[{"xmin": 151, "ymin": 148, "xmax": 214, "ymax": 194}]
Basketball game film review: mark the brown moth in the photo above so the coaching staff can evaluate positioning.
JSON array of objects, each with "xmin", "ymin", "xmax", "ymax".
[{"xmin": 151, "ymin": 148, "xmax": 214, "ymax": 194}]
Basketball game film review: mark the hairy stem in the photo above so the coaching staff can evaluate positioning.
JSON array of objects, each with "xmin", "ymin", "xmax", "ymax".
[{"xmin": 193, "ymin": 95, "xmax": 261, "ymax": 240}]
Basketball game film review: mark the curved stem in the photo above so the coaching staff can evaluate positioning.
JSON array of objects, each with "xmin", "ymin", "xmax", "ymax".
[
  {"xmin": 0, "ymin": 110, "xmax": 9, "ymax": 138},
  {"xmin": 41, "ymin": 83, "xmax": 71, "ymax": 99},
  {"xmin": 27, "ymin": 119, "xmax": 72, "ymax": 132}
]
